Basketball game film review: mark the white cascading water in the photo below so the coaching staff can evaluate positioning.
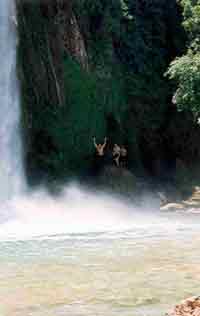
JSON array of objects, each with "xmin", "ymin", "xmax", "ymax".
[
  {"xmin": 0, "ymin": 0, "xmax": 189, "ymax": 242},
  {"xmin": 0, "ymin": 0, "xmax": 25, "ymax": 201},
  {"xmin": 0, "ymin": 0, "xmax": 138, "ymax": 239}
]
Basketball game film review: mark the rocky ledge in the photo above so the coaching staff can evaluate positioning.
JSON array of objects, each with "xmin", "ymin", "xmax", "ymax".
[
  {"xmin": 160, "ymin": 186, "xmax": 200, "ymax": 214},
  {"xmin": 166, "ymin": 296, "xmax": 200, "ymax": 316}
]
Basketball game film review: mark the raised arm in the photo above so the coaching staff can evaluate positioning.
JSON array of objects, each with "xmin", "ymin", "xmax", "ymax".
[
  {"xmin": 102, "ymin": 137, "xmax": 107, "ymax": 149},
  {"xmin": 93, "ymin": 137, "xmax": 98, "ymax": 149}
]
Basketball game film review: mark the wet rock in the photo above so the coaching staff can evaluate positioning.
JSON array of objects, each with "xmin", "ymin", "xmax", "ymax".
[
  {"xmin": 55, "ymin": 1, "xmax": 88, "ymax": 70},
  {"xmin": 160, "ymin": 186, "xmax": 200, "ymax": 212},
  {"xmin": 98, "ymin": 165, "xmax": 139, "ymax": 198},
  {"xmin": 166, "ymin": 296, "xmax": 200, "ymax": 316},
  {"xmin": 160, "ymin": 203, "xmax": 185, "ymax": 212}
]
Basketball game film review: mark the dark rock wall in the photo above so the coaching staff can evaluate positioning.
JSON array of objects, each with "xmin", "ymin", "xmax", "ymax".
[{"xmin": 16, "ymin": 0, "xmax": 200, "ymax": 186}]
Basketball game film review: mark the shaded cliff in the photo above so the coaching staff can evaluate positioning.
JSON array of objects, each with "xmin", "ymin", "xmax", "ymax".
[{"xmin": 16, "ymin": 0, "xmax": 200, "ymax": 188}]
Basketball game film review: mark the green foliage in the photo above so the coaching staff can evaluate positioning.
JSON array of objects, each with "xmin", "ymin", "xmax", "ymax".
[
  {"xmin": 167, "ymin": 0, "xmax": 200, "ymax": 117},
  {"xmin": 181, "ymin": 0, "xmax": 200, "ymax": 42},
  {"xmin": 167, "ymin": 52, "xmax": 200, "ymax": 115}
]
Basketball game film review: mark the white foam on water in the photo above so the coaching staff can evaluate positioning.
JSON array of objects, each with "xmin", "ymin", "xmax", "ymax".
[
  {"xmin": 0, "ymin": 184, "xmax": 140, "ymax": 240},
  {"xmin": 1, "ymin": 183, "xmax": 198, "ymax": 242}
]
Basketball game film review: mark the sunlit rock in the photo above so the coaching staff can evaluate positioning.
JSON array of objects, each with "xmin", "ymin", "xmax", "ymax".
[
  {"xmin": 166, "ymin": 296, "xmax": 200, "ymax": 316},
  {"xmin": 160, "ymin": 203, "xmax": 185, "ymax": 212}
]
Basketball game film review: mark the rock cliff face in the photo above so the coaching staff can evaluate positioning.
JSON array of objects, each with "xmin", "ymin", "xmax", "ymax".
[
  {"xmin": 55, "ymin": 1, "xmax": 88, "ymax": 69},
  {"xmin": 17, "ymin": 0, "xmax": 89, "ymax": 181},
  {"xmin": 17, "ymin": 0, "xmax": 64, "ymax": 180},
  {"xmin": 17, "ymin": 0, "xmax": 88, "ymax": 106},
  {"xmin": 17, "ymin": 0, "xmax": 64, "ymax": 107},
  {"xmin": 16, "ymin": 0, "xmax": 200, "ymax": 186}
]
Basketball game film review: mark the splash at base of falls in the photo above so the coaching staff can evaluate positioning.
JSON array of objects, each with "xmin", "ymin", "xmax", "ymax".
[
  {"xmin": 0, "ymin": 184, "xmax": 140, "ymax": 240},
  {"xmin": 0, "ymin": 183, "xmax": 199, "ymax": 242}
]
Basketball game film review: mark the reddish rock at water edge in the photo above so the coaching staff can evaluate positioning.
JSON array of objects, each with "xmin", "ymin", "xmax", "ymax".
[{"xmin": 166, "ymin": 297, "xmax": 200, "ymax": 316}]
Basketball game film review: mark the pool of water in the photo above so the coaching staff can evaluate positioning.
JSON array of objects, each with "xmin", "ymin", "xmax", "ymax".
[{"xmin": 0, "ymin": 212, "xmax": 200, "ymax": 316}]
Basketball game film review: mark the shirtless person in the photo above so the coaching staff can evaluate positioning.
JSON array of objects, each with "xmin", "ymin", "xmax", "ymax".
[
  {"xmin": 112, "ymin": 144, "xmax": 121, "ymax": 167},
  {"xmin": 93, "ymin": 137, "xmax": 107, "ymax": 156}
]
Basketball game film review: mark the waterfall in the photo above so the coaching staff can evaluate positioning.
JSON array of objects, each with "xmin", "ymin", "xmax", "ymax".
[
  {"xmin": 0, "ymin": 0, "xmax": 24, "ymax": 201},
  {"xmin": 0, "ymin": 0, "xmax": 134, "ymax": 238},
  {"xmin": 0, "ymin": 0, "xmax": 161, "ymax": 241}
]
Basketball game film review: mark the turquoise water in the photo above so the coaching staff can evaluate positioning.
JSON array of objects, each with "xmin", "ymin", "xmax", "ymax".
[{"xmin": 1, "ymin": 215, "xmax": 200, "ymax": 316}]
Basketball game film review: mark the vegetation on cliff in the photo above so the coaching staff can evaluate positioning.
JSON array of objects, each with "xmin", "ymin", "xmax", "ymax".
[
  {"xmin": 16, "ymin": 0, "xmax": 200, "ymax": 188},
  {"xmin": 167, "ymin": 0, "xmax": 200, "ymax": 118}
]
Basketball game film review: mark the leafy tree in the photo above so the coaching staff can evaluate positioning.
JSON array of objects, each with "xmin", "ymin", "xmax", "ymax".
[
  {"xmin": 167, "ymin": 0, "xmax": 200, "ymax": 118},
  {"xmin": 167, "ymin": 52, "xmax": 200, "ymax": 116}
]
